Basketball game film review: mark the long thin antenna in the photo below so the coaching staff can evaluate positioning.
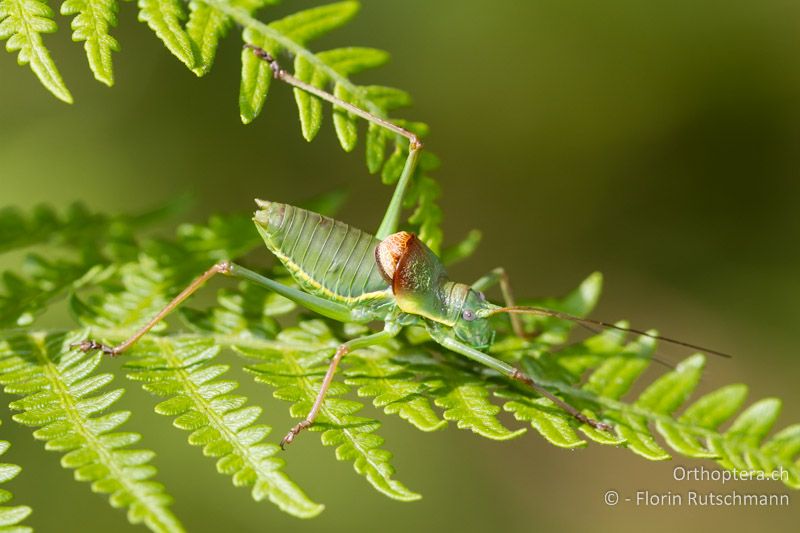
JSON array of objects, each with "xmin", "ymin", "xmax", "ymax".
[
  {"xmin": 482, "ymin": 306, "xmax": 732, "ymax": 359},
  {"xmin": 569, "ymin": 321, "xmax": 677, "ymax": 370}
]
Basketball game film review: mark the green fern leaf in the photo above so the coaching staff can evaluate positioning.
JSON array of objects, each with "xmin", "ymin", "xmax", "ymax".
[
  {"xmin": 186, "ymin": 1, "xmax": 228, "ymax": 75},
  {"xmin": 268, "ymin": 1, "xmax": 358, "ymax": 45},
  {"xmin": 6, "ymin": 201, "xmax": 800, "ymax": 523},
  {"xmin": 344, "ymin": 346, "xmax": 446, "ymax": 432},
  {"xmin": 435, "ymin": 383, "xmax": 525, "ymax": 440},
  {"xmin": 440, "ymin": 229, "xmax": 482, "ymax": 266},
  {"xmin": 70, "ymin": 256, "xmax": 174, "ymax": 332},
  {"xmin": 60, "ymin": 0, "xmax": 119, "ymax": 86},
  {"xmin": 0, "ymin": 332, "xmax": 183, "ymax": 532},
  {"xmin": 0, "ymin": 255, "xmax": 97, "ymax": 327},
  {"xmin": 318, "ymin": 47, "xmax": 388, "ymax": 75},
  {"xmin": 0, "ymin": 425, "xmax": 32, "ymax": 532},
  {"xmin": 502, "ymin": 395, "xmax": 586, "ymax": 449},
  {"xmin": 727, "ymin": 398, "xmax": 782, "ymax": 446},
  {"xmin": 761, "ymin": 424, "xmax": 800, "ymax": 461},
  {"xmin": 124, "ymin": 336, "xmax": 324, "ymax": 517},
  {"xmin": 365, "ymin": 122, "xmax": 387, "ymax": 173},
  {"xmin": 0, "ymin": 201, "xmax": 183, "ymax": 256},
  {"xmin": 710, "ymin": 398, "xmax": 782, "ymax": 471},
  {"xmin": 432, "ymin": 358, "xmax": 526, "ymax": 441},
  {"xmin": 582, "ymin": 337, "xmax": 652, "ymax": 400},
  {"xmin": 188, "ymin": 0, "xmax": 274, "ymax": 76},
  {"xmin": 310, "ymin": 48, "xmax": 388, "ymax": 151},
  {"xmin": 331, "ymin": 83, "xmax": 357, "ymax": 150},
  {"xmin": 680, "ymin": 384, "xmax": 748, "ymax": 429},
  {"xmin": 292, "ymin": 54, "xmax": 327, "ymax": 141},
  {"xmin": 0, "ymin": 202, "xmax": 185, "ymax": 328},
  {"xmin": 363, "ymin": 85, "xmax": 411, "ymax": 110},
  {"xmin": 239, "ymin": 27, "xmax": 277, "ymax": 123},
  {"xmin": 0, "ymin": 203, "xmax": 93, "ymax": 254},
  {"xmin": 237, "ymin": 1, "xmax": 360, "ymax": 125},
  {"xmin": 0, "ymin": 0, "xmax": 72, "ymax": 102},
  {"xmin": 241, "ymin": 320, "xmax": 420, "ymax": 501},
  {"xmin": 137, "ymin": 0, "xmax": 195, "ymax": 71}
]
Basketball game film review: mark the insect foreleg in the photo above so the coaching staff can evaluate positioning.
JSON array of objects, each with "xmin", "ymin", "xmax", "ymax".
[
  {"xmin": 280, "ymin": 322, "xmax": 402, "ymax": 449},
  {"xmin": 471, "ymin": 267, "xmax": 526, "ymax": 338},
  {"xmin": 427, "ymin": 327, "xmax": 613, "ymax": 432},
  {"xmin": 244, "ymin": 44, "xmax": 423, "ymax": 240},
  {"xmin": 73, "ymin": 261, "xmax": 356, "ymax": 356}
]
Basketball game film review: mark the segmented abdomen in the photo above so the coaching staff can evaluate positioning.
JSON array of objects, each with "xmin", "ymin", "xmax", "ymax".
[{"xmin": 254, "ymin": 201, "xmax": 390, "ymax": 302}]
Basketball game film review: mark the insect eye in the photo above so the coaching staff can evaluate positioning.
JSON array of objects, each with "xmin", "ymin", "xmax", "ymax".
[{"xmin": 462, "ymin": 309, "xmax": 476, "ymax": 321}]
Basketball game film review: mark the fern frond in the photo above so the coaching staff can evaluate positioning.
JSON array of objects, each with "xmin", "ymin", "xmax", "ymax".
[
  {"xmin": 61, "ymin": 0, "xmax": 119, "ymax": 85},
  {"xmin": 124, "ymin": 336, "xmax": 324, "ymax": 517},
  {"xmin": 70, "ymin": 256, "xmax": 176, "ymax": 333},
  {"xmin": 0, "ymin": 254, "xmax": 106, "ymax": 327},
  {"xmin": 492, "ymin": 322, "xmax": 800, "ymax": 487},
  {"xmin": 240, "ymin": 320, "xmax": 420, "ymax": 501},
  {"xmin": 186, "ymin": 0, "xmax": 230, "ymax": 76},
  {"xmin": 0, "ymin": 0, "xmax": 72, "ymax": 102},
  {"xmin": 0, "ymin": 331, "xmax": 184, "ymax": 532},
  {"xmin": 4, "ymin": 201, "xmax": 182, "ymax": 254},
  {"xmin": 292, "ymin": 54, "xmax": 327, "ymax": 142},
  {"xmin": 137, "ymin": 0, "xmax": 195, "ymax": 71},
  {"xmin": 0, "ymin": 202, "xmax": 185, "ymax": 329},
  {"xmin": 0, "ymin": 423, "xmax": 32, "ymax": 532},
  {"xmin": 187, "ymin": 0, "xmax": 274, "ymax": 76},
  {"xmin": 234, "ymin": 0, "xmax": 359, "ymax": 126},
  {"xmin": 0, "ymin": 203, "xmax": 97, "ymax": 254},
  {"xmin": 389, "ymin": 325, "xmax": 527, "ymax": 441},
  {"xmin": 432, "ymin": 362, "xmax": 526, "ymax": 441},
  {"xmin": 344, "ymin": 346, "xmax": 446, "ymax": 432}
]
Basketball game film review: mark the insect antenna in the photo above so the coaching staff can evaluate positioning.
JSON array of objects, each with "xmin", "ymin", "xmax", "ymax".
[
  {"xmin": 479, "ymin": 306, "xmax": 732, "ymax": 359},
  {"xmin": 567, "ymin": 320, "xmax": 677, "ymax": 370}
]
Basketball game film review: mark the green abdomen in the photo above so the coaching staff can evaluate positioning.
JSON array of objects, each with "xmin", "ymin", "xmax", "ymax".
[{"xmin": 254, "ymin": 201, "xmax": 390, "ymax": 303}]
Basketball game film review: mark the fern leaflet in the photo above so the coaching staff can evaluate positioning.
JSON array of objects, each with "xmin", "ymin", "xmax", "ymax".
[
  {"xmin": 0, "ymin": 331, "xmax": 184, "ymax": 532},
  {"xmin": 61, "ymin": 0, "xmax": 119, "ymax": 85},
  {"xmin": 0, "ymin": 0, "xmax": 71, "ymax": 101},
  {"xmin": 0, "ymin": 422, "xmax": 32, "ymax": 532},
  {"xmin": 137, "ymin": 0, "xmax": 195, "ymax": 70},
  {"xmin": 124, "ymin": 336, "xmax": 324, "ymax": 517}
]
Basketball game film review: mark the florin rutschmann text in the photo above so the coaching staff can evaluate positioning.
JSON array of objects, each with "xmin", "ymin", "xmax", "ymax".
[{"xmin": 603, "ymin": 466, "xmax": 791, "ymax": 508}]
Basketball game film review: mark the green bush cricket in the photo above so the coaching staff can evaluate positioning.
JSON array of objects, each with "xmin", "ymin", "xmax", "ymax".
[{"xmin": 75, "ymin": 45, "xmax": 730, "ymax": 448}]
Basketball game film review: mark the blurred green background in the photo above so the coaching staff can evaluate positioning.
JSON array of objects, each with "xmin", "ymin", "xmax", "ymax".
[{"xmin": 1, "ymin": 0, "xmax": 799, "ymax": 531}]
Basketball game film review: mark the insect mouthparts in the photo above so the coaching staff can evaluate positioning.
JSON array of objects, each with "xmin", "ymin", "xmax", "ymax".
[{"xmin": 254, "ymin": 198, "xmax": 271, "ymax": 208}]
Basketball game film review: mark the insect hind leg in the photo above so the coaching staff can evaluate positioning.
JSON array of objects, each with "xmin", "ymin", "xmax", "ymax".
[
  {"xmin": 73, "ymin": 261, "xmax": 235, "ymax": 356},
  {"xmin": 73, "ymin": 261, "xmax": 356, "ymax": 357}
]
